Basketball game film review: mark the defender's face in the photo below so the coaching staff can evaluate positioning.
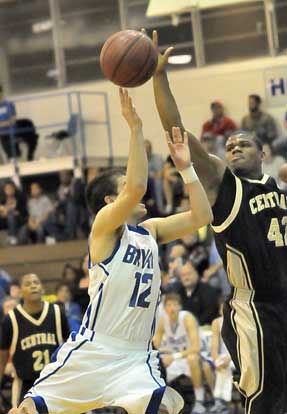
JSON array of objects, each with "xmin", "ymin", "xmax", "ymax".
[
  {"xmin": 21, "ymin": 274, "xmax": 42, "ymax": 302},
  {"xmin": 164, "ymin": 300, "xmax": 181, "ymax": 318},
  {"xmin": 116, "ymin": 175, "xmax": 147, "ymax": 220},
  {"xmin": 225, "ymin": 135, "xmax": 263, "ymax": 176}
]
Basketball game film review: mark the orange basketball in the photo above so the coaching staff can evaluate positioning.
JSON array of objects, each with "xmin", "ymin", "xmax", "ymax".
[{"xmin": 100, "ymin": 30, "xmax": 158, "ymax": 88}]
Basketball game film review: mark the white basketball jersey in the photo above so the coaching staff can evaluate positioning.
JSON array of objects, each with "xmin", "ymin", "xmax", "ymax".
[
  {"xmin": 80, "ymin": 224, "xmax": 161, "ymax": 349},
  {"xmin": 162, "ymin": 311, "xmax": 190, "ymax": 352}
]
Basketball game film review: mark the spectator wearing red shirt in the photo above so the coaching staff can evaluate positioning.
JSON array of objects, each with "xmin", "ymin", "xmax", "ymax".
[{"xmin": 201, "ymin": 101, "xmax": 237, "ymax": 142}]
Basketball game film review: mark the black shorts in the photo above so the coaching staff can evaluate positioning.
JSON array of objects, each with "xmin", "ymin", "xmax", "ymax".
[{"xmin": 222, "ymin": 288, "xmax": 287, "ymax": 414}]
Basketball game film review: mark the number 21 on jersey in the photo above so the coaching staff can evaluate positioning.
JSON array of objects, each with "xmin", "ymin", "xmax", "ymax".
[{"xmin": 267, "ymin": 216, "xmax": 287, "ymax": 247}]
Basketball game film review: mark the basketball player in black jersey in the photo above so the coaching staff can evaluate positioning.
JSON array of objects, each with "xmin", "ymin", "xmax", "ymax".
[
  {"xmin": 152, "ymin": 30, "xmax": 287, "ymax": 414},
  {"xmin": 0, "ymin": 274, "xmax": 69, "ymax": 409}
]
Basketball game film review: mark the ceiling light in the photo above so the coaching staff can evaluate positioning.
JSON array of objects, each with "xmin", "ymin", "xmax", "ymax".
[
  {"xmin": 168, "ymin": 55, "xmax": 192, "ymax": 65},
  {"xmin": 32, "ymin": 20, "xmax": 53, "ymax": 34}
]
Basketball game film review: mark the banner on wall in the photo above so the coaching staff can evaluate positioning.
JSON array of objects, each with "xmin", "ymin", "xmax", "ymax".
[{"xmin": 264, "ymin": 67, "xmax": 287, "ymax": 108}]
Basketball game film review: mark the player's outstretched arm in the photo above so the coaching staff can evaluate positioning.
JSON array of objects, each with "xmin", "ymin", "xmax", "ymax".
[
  {"xmin": 151, "ymin": 30, "xmax": 225, "ymax": 206},
  {"xmin": 91, "ymin": 88, "xmax": 148, "ymax": 236},
  {"xmin": 143, "ymin": 127, "xmax": 213, "ymax": 244}
]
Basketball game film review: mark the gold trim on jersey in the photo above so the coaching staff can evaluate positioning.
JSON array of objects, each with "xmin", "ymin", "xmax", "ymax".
[
  {"xmin": 8, "ymin": 310, "xmax": 19, "ymax": 357},
  {"xmin": 54, "ymin": 304, "xmax": 63, "ymax": 344},
  {"xmin": 11, "ymin": 375, "xmax": 22, "ymax": 408},
  {"xmin": 212, "ymin": 174, "xmax": 243, "ymax": 233},
  {"xmin": 226, "ymin": 244, "xmax": 253, "ymax": 289},
  {"xmin": 229, "ymin": 286, "xmax": 264, "ymax": 413},
  {"xmin": 242, "ymin": 174, "xmax": 269, "ymax": 185},
  {"xmin": 16, "ymin": 301, "xmax": 49, "ymax": 326}
]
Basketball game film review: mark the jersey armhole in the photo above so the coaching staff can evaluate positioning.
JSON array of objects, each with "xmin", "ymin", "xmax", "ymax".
[
  {"xmin": 212, "ymin": 168, "xmax": 243, "ymax": 234},
  {"xmin": 8, "ymin": 310, "xmax": 19, "ymax": 356}
]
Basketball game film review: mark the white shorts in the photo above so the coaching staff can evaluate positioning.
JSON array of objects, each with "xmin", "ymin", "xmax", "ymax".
[
  {"xmin": 25, "ymin": 330, "xmax": 184, "ymax": 414},
  {"xmin": 166, "ymin": 359, "xmax": 190, "ymax": 383}
]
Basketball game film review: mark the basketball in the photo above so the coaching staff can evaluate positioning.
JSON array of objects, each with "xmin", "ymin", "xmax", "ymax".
[
  {"xmin": 279, "ymin": 163, "xmax": 287, "ymax": 183},
  {"xmin": 100, "ymin": 30, "xmax": 158, "ymax": 88}
]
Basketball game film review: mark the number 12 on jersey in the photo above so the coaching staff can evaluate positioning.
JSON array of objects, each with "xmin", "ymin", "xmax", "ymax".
[{"xmin": 129, "ymin": 272, "xmax": 153, "ymax": 308}]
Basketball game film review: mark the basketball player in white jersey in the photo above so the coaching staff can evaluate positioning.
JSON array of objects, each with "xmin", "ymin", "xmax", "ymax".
[
  {"xmin": 10, "ymin": 88, "xmax": 213, "ymax": 414},
  {"xmin": 210, "ymin": 305, "xmax": 233, "ymax": 414},
  {"xmin": 154, "ymin": 293, "xmax": 214, "ymax": 414}
]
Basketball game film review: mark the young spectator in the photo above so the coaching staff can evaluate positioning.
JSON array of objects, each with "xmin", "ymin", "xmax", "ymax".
[
  {"xmin": 144, "ymin": 139, "xmax": 164, "ymax": 212},
  {"xmin": 62, "ymin": 264, "xmax": 80, "ymax": 292},
  {"xmin": 154, "ymin": 293, "xmax": 214, "ymax": 414},
  {"xmin": 210, "ymin": 305, "xmax": 233, "ymax": 414},
  {"xmin": 168, "ymin": 259, "xmax": 220, "ymax": 325},
  {"xmin": 0, "ymin": 86, "xmax": 18, "ymax": 160},
  {"xmin": 0, "ymin": 181, "xmax": 27, "ymax": 245},
  {"xmin": 241, "ymin": 94, "xmax": 277, "ymax": 144},
  {"xmin": 18, "ymin": 182, "xmax": 53, "ymax": 244},
  {"xmin": 262, "ymin": 143, "xmax": 286, "ymax": 187},
  {"xmin": 73, "ymin": 254, "xmax": 90, "ymax": 315},
  {"xmin": 55, "ymin": 283, "xmax": 82, "ymax": 332},
  {"xmin": 9, "ymin": 281, "xmax": 20, "ymax": 302},
  {"xmin": 163, "ymin": 155, "xmax": 184, "ymax": 214},
  {"xmin": 201, "ymin": 101, "xmax": 237, "ymax": 142}
]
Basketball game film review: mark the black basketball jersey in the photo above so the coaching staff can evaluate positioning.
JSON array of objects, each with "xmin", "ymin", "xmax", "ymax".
[
  {"xmin": 212, "ymin": 167, "xmax": 287, "ymax": 301},
  {"xmin": 8, "ymin": 302, "xmax": 64, "ymax": 381}
]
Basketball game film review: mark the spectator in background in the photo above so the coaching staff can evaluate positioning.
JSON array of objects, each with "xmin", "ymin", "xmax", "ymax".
[
  {"xmin": 18, "ymin": 182, "xmax": 53, "ymax": 244},
  {"xmin": 163, "ymin": 155, "xmax": 184, "ymax": 214},
  {"xmin": 169, "ymin": 259, "xmax": 220, "ymax": 325},
  {"xmin": 55, "ymin": 283, "xmax": 82, "ymax": 332},
  {"xmin": 9, "ymin": 281, "xmax": 20, "ymax": 302},
  {"xmin": 200, "ymin": 132, "xmax": 225, "ymax": 160},
  {"xmin": 0, "ymin": 181, "xmax": 27, "ymax": 245},
  {"xmin": 44, "ymin": 170, "xmax": 84, "ymax": 241},
  {"xmin": 144, "ymin": 139, "xmax": 164, "ymax": 213},
  {"xmin": 62, "ymin": 263, "xmax": 80, "ymax": 294},
  {"xmin": 74, "ymin": 254, "xmax": 90, "ymax": 315},
  {"xmin": 201, "ymin": 101, "xmax": 237, "ymax": 143},
  {"xmin": 241, "ymin": 94, "xmax": 277, "ymax": 144},
  {"xmin": 262, "ymin": 143, "xmax": 286, "ymax": 187},
  {"xmin": 0, "ymin": 85, "xmax": 18, "ymax": 160}
]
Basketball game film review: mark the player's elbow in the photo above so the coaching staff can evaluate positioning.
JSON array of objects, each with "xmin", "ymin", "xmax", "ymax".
[{"xmin": 193, "ymin": 207, "xmax": 213, "ymax": 229}]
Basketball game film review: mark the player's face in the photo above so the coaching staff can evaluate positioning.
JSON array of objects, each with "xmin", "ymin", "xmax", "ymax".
[
  {"xmin": 116, "ymin": 175, "xmax": 147, "ymax": 221},
  {"xmin": 164, "ymin": 300, "xmax": 181, "ymax": 318},
  {"xmin": 20, "ymin": 274, "xmax": 43, "ymax": 302},
  {"xmin": 225, "ymin": 135, "xmax": 263, "ymax": 177}
]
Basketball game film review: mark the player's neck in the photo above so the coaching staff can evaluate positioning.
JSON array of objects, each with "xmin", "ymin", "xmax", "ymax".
[
  {"xmin": 168, "ymin": 314, "xmax": 179, "ymax": 324},
  {"xmin": 22, "ymin": 300, "xmax": 44, "ymax": 315}
]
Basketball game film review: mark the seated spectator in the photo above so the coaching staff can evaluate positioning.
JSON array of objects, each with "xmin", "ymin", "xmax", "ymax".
[
  {"xmin": 163, "ymin": 155, "xmax": 184, "ymax": 214},
  {"xmin": 168, "ymin": 259, "xmax": 220, "ymax": 325},
  {"xmin": 241, "ymin": 94, "xmax": 277, "ymax": 144},
  {"xmin": 210, "ymin": 304, "xmax": 233, "ymax": 414},
  {"xmin": 9, "ymin": 281, "xmax": 20, "ymax": 302},
  {"xmin": 201, "ymin": 132, "xmax": 225, "ymax": 160},
  {"xmin": 0, "ymin": 269, "xmax": 11, "ymax": 311},
  {"xmin": 144, "ymin": 139, "xmax": 164, "ymax": 213},
  {"xmin": 154, "ymin": 293, "xmax": 214, "ymax": 414},
  {"xmin": 202, "ymin": 240, "xmax": 231, "ymax": 299},
  {"xmin": 0, "ymin": 85, "xmax": 18, "ymax": 160},
  {"xmin": 262, "ymin": 143, "xmax": 286, "ymax": 187},
  {"xmin": 0, "ymin": 180, "xmax": 27, "ymax": 245},
  {"xmin": 201, "ymin": 101, "xmax": 237, "ymax": 144},
  {"xmin": 62, "ymin": 263, "xmax": 80, "ymax": 294},
  {"xmin": 18, "ymin": 182, "xmax": 53, "ymax": 244},
  {"xmin": 74, "ymin": 254, "xmax": 90, "ymax": 315},
  {"xmin": 55, "ymin": 283, "xmax": 82, "ymax": 332},
  {"xmin": 44, "ymin": 170, "xmax": 85, "ymax": 241}
]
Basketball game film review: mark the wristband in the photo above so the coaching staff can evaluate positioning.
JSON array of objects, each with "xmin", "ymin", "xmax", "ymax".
[
  {"xmin": 179, "ymin": 164, "xmax": 198, "ymax": 184},
  {"xmin": 173, "ymin": 352, "xmax": 183, "ymax": 360}
]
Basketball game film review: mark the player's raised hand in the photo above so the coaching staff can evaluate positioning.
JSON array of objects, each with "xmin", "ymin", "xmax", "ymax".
[
  {"xmin": 166, "ymin": 127, "xmax": 191, "ymax": 171},
  {"xmin": 141, "ymin": 29, "xmax": 173, "ymax": 74},
  {"xmin": 119, "ymin": 88, "xmax": 142, "ymax": 131}
]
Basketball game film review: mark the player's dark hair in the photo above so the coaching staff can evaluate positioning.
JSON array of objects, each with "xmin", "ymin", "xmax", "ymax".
[
  {"xmin": 249, "ymin": 94, "xmax": 261, "ymax": 105},
  {"xmin": 19, "ymin": 273, "xmax": 41, "ymax": 286},
  {"xmin": 227, "ymin": 130, "xmax": 263, "ymax": 152},
  {"xmin": 86, "ymin": 167, "xmax": 125, "ymax": 216},
  {"xmin": 164, "ymin": 293, "xmax": 182, "ymax": 305}
]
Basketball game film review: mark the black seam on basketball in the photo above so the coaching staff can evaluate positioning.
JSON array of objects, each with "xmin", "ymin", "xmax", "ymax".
[
  {"xmin": 111, "ymin": 34, "xmax": 143, "ymax": 81},
  {"xmin": 125, "ymin": 41, "xmax": 153, "ymax": 87}
]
